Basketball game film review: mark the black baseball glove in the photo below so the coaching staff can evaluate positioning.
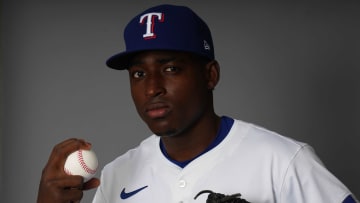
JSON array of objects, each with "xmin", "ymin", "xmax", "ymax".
[{"xmin": 194, "ymin": 190, "xmax": 250, "ymax": 203}]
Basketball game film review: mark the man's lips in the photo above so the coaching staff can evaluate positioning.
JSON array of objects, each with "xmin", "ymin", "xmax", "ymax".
[{"xmin": 145, "ymin": 102, "xmax": 170, "ymax": 119}]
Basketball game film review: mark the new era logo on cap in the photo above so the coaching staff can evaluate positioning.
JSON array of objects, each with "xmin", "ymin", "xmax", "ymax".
[{"xmin": 106, "ymin": 4, "xmax": 215, "ymax": 70}]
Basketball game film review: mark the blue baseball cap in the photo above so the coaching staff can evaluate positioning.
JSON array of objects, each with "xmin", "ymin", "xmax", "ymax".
[{"xmin": 106, "ymin": 4, "xmax": 215, "ymax": 70}]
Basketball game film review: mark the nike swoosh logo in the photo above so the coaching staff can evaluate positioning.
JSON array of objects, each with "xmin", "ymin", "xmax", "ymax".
[{"xmin": 120, "ymin": 185, "xmax": 148, "ymax": 199}]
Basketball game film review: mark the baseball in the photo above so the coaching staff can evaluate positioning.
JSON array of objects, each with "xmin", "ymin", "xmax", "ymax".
[{"xmin": 64, "ymin": 149, "xmax": 98, "ymax": 182}]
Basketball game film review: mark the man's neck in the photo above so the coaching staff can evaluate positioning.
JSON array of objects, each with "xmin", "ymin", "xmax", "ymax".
[{"xmin": 160, "ymin": 114, "xmax": 221, "ymax": 162}]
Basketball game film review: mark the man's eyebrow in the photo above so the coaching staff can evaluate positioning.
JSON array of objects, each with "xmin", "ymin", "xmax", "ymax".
[
  {"xmin": 128, "ymin": 59, "xmax": 142, "ymax": 67},
  {"xmin": 156, "ymin": 56, "xmax": 177, "ymax": 64},
  {"xmin": 129, "ymin": 56, "xmax": 178, "ymax": 67}
]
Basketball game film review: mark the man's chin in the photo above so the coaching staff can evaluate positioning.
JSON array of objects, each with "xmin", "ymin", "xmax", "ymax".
[
  {"xmin": 153, "ymin": 129, "xmax": 178, "ymax": 137},
  {"xmin": 145, "ymin": 119, "xmax": 178, "ymax": 137}
]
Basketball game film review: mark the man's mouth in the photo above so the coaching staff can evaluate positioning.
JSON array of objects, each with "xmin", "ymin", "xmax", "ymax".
[{"xmin": 145, "ymin": 102, "xmax": 170, "ymax": 119}]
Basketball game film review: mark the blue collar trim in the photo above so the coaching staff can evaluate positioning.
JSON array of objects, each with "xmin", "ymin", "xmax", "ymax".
[{"xmin": 159, "ymin": 116, "xmax": 234, "ymax": 168}]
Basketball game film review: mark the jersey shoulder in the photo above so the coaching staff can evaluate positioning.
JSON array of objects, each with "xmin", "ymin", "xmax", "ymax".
[{"xmin": 231, "ymin": 119, "xmax": 308, "ymax": 156}]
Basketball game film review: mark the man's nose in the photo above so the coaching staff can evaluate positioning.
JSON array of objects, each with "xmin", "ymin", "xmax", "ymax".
[{"xmin": 145, "ymin": 74, "xmax": 166, "ymax": 98}]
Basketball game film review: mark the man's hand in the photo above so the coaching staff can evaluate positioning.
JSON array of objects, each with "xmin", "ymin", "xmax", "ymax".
[{"xmin": 37, "ymin": 138, "xmax": 100, "ymax": 203}]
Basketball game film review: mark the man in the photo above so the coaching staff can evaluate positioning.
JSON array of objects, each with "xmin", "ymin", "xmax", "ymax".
[{"xmin": 37, "ymin": 4, "xmax": 358, "ymax": 203}]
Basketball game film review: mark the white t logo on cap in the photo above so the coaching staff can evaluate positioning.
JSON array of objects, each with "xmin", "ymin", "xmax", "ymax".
[{"xmin": 140, "ymin": 12, "xmax": 164, "ymax": 39}]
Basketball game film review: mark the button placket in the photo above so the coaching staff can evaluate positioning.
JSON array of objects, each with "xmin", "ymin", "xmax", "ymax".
[{"xmin": 178, "ymin": 179, "xmax": 186, "ymax": 188}]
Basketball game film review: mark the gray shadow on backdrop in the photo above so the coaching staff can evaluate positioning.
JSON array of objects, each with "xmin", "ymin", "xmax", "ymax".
[{"xmin": 1, "ymin": 1, "xmax": 359, "ymax": 202}]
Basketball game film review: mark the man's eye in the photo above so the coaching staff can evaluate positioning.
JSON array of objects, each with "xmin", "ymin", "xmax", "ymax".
[
  {"xmin": 132, "ymin": 71, "xmax": 145, "ymax": 78},
  {"xmin": 164, "ymin": 66, "xmax": 179, "ymax": 72}
]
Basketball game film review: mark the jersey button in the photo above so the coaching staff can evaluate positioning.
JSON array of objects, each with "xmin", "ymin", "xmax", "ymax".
[{"xmin": 178, "ymin": 180, "xmax": 186, "ymax": 188}]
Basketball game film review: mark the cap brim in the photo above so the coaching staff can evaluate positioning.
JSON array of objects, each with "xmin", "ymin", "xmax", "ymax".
[
  {"xmin": 106, "ymin": 51, "xmax": 141, "ymax": 70},
  {"xmin": 106, "ymin": 49, "xmax": 213, "ymax": 70}
]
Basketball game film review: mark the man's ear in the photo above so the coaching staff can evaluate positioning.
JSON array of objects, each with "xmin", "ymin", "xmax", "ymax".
[{"xmin": 205, "ymin": 60, "xmax": 220, "ymax": 90}]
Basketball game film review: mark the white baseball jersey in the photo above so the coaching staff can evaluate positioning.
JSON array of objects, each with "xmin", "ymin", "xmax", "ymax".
[{"xmin": 92, "ymin": 117, "xmax": 357, "ymax": 203}]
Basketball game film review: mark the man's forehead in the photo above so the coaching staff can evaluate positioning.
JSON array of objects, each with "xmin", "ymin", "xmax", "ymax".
[{"xmin": 130, "ymin": 50, "xmax": 192, "ymax": 65}]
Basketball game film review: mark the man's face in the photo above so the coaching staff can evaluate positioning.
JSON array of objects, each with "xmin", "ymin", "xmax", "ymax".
[{"xmin": 127, "ymin": 51, "xmax": 213, "ymax": 137}]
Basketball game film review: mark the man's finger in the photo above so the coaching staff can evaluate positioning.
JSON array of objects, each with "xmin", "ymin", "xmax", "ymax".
[
  {"xmin": 62, "ymin": 187, "xmax": 84, "ymax": 202},
  {"xmin": 83, "ymin": 178, "xmax": 100, "ymax": 191},
  {"xmin": 46, "ymin": 138, "xmax": 92, "ymax": 171}
]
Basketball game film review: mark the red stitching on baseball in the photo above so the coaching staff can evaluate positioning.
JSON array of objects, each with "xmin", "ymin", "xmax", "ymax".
[{"xmin": 78, "ymin": 150, "xmax": 97, "ymax": 174}]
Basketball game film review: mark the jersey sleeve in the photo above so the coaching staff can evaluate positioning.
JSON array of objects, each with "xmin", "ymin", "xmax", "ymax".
[{"xmin": 280, "ymin": 145, "xmax": 355, "ymax": 203}]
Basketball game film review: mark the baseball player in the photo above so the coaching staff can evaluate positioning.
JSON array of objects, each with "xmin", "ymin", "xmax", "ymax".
[{"xmin": 37, "ymin": 4, "xmax": 358, "ymax": 203}]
